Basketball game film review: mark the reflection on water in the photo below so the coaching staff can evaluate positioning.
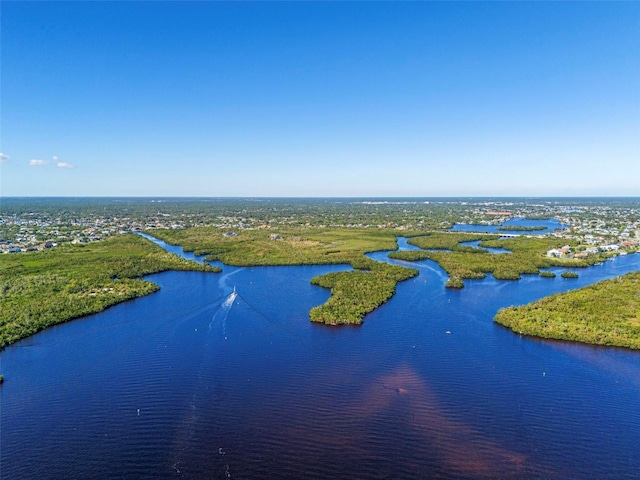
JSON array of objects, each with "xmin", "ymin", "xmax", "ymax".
[{"xmin": 372, "ymin": 365, "xmax": 531, "ymax": 478}]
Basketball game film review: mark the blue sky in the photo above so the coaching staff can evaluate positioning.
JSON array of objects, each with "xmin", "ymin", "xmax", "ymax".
[{"xmin": 1, "ymin": 1, "xmax": 638, "ymax": 197}]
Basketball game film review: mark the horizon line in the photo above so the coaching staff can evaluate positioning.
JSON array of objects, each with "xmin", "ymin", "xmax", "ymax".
[{"xmin": 2, "ymin": 195, "xmax": 640, "ymax": 200}]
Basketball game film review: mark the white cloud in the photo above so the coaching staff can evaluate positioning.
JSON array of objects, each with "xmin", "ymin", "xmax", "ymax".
[
  {"xmin": 29, "ymin": 159, "xmax": 49, "ymax": 166},
  {"xmin": 53, "ymin": 155, "xmax": 59, "ymax": 162},
  {"xmin": 0, "ymin": 153, "xmax": 9, "ymax": 162},
  {"xmin": 57, "ymin": 162, "xmax": 75, "ymax": 169}
]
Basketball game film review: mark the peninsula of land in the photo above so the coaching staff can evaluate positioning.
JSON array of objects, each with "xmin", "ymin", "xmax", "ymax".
[
  {"xmin": 495, "ymin": 271, "xmax": 640, "ymax": 349},
  {"xmin": 0, "ymin": 234, "xmax": 218, "ymax": 347},
  {"xmin": 1, "ymin": 197, "xmax": 639, "ymax": 348},
  {"xmin": 149, "ymin": 226, "xmax": 419, "ymax": 325}
]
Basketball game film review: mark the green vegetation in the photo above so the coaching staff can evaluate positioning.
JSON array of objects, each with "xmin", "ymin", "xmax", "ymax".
[
  {"xmin": 2, "ymin": 198, "xmax": 637, "ymax": 336},
  {"xmin": 150, "ymin": 227, "xmax": 413, "ymax": 265},
  {"xmin": 0, "ymin": 197, "xmax": 477, "ymax": 243},
  {"xmin": 151, "ymin": 227, "xmax": 419, "ymax": 324},
  {"xmin": 498, "ymin": 225, "xmax": 547, "ymax": 232},
  {"xmin": 539, "ymin": 271, "xmax": 556, "ymax": 278},
  {"xmin": 0, "ymin": 234, "xmax": 218, "ymax": 347},
  {"xmin": 446, "ymin": 278, "xmax": 465, "ymax": 289},
  {"xmin": 561, "ymin": 271, "xmax": 579, "ymax": 278},
  {"xmin": 390, "ymin": 233, "xmax": 604, "ymax": 288},
  {"xmin": 495, "ymin": 272, "xmax": 640, "ymax": 349},
  {"xmin": 309, "ymin": 258, "xmax": 417, "ymax": 325},
  {"xmin": 406, "ymin": 232, "xmax": 498, "ymax": 251}
]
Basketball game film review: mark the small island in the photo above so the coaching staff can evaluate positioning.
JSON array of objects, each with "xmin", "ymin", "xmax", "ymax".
[
  {"xmin": 150, "ymin": 226, "xmax": 419, "ymax": 325},
  {"xmin": 1, "ymin": 198, "xmax": 637, "ymax": 341},
  {"xmin": 390, "ymin": 233, "xmax": 603, "ymax": 288},
  {"xmin": 561, "ymin": 271, "xmax": 579, "ymax": 278},
  {"xmin": 495, "ymin": 272, "xmax": 640, "ymax": 349}
]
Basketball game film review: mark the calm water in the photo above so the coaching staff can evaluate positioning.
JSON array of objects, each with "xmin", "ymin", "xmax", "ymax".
[
  {"xmin": 2, "ymin": 237, "xmax": 640, "ymax": 479},
  {"xmin": 451, "ymin": 218, "xmax": 568, "ymax": 234}
]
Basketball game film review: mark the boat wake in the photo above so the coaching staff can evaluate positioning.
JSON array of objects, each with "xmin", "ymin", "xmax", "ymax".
[
  {"xmin": 222, "ymin": 287, "xmax": 237, "ymax": 308},
  {"xmin": 211, "ymin": 287, "xmax": 237, "ymax": 337},
  {"xmin": 173, "ymin": 288, "xmax": 239, "ymax": 477}
]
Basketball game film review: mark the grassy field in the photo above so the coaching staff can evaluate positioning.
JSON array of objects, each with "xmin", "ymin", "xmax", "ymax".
[
  {"xmin": 150, "ymin": 226, "xmax": 416, "ymax": 265},
  {"xmin": 0, "ymin": 234, "xmax": 218, "ymax": 347},
  {"xmin": 151, "ymin": 227, "xmax": 419, "ymax": 324},
  {"xmin": 495, "ymin": 271, "xmax": 640, "ymax": 349}
]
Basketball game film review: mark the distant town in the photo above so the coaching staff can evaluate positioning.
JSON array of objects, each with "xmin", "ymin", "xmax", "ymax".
[{"xmin": 1, "ymin": 197, "xmax": 638, "ymax": 256}]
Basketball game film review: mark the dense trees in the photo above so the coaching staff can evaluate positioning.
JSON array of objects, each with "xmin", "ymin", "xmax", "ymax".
[
  {"xmin": 0, "ymin": 197, "xmax": 484, "ymax": 240},
  {"xmin": 309, "ymin": 258, "xmax": 417, "ymax": 325},
  {"xmin": 151, "ymin": 227, "xmax": 420, "ymax": 325},
  {"xmin": 561, "ymin": 271, "xmax": 579, "ymax": 278},
  {"xmin": 495, "ymin": 272, "xmax": 640, "ymax": 349},
  {"xmin": 0, "ymin": 235, "xmax": 218, "ymax": 347},
  {"xmin": 390, "ymin": 234, "xmax": 606, "ymax": 288}
]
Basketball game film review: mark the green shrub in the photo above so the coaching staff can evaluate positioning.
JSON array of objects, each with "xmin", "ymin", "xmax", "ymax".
[{"xmin": 495, "ymin": 272, "xmax": 640, "ymax": 349}]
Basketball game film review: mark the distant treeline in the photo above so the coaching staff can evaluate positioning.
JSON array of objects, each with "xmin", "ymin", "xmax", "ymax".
[{"xmin": 0, "ymin": 197, "xmax": 495, "ymax": 233}]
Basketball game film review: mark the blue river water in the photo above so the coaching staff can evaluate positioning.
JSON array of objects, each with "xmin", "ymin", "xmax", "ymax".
[
  {"xmin": 2, "ymin": 236, "xmax": 640, "ymax": 479},
  {"xmin": 451, "ymin": 218, "xmax": 568, "ymax": 235}
]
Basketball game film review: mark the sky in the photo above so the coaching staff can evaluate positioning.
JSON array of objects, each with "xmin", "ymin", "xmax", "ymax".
[{"xmin": 1, "ymin": 1, "xmax": 639, "ymax": 197}]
